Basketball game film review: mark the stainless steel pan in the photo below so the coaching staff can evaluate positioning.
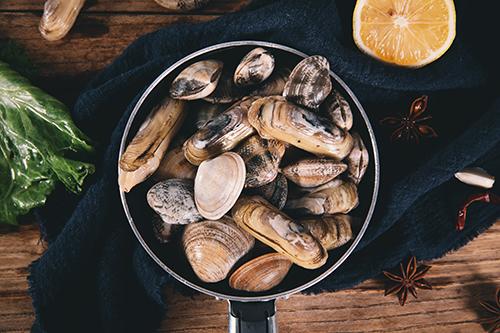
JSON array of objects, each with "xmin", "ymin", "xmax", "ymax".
[{"xmin": 118, "ymin": 41, "xmax": 380, "ymax": 333}]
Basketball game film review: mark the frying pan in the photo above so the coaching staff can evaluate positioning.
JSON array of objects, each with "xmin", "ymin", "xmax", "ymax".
[{"xmin": 118, "ymin": 41, "xmax": 380, "ymax": 333}]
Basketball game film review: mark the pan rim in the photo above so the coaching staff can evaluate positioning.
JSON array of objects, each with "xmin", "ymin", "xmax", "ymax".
[{"xmin": 118, "ymin": 40, "xmax": 380, "ymax": 302}]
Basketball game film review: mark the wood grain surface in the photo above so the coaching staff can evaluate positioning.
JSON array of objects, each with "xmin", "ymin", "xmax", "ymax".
[{"xmin": 0, "ymin": 1, "xmax": 499, "ymax": 332}]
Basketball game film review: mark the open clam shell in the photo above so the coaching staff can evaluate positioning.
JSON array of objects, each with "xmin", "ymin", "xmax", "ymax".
[
  {"xmin": 182, "ymin": 217, "xmax": 255, "ymax": 283},
  {"xmin": 234, "ymin": 47, "xmax": 275, "ymax": 86},
  {"xmin": 119, "ymin": 98, "xmax": 186, "ymax": 192},
  {"xmin": 346, "ymin": 133, "xmax": 369, "ymax": 185},
  {"xmin": 286, "ymin": 179, "xmax": 359, "ymax": 215},
  {"xmin": 283, "ymin": 55, "xmax": 332, "ymax": 109},
  {"xmin": 282, "ymin": 158, "xmax": 347, "ymax": 188},
  {"xmin": 194, "ymin": 152, "xmax": 246, "ymax": 220},
  {"xmin": 232, "ymin": 196, "xmax": 327, "ymax": 269},
  {"xmin": 147, "ymin": 179, "xmax": 203, "ymax": 225},
  {"xmin": 299, "ymin": 215, "xmax": 353, "ymax": 250},
  {"xmin": 153, "ymin": 146, "xmax": 197, "ymax": 181},
  {"xmin": 322, "ymin": 91, "xmax": 353, "ymax": 130},
  {"xmin": 236, "ymin": 135, "xmax": 286, "ymax": 188},
  {"xmin": 170, "ymin": 60, "xmax": 223, "ymax": 100},
  {"xmin": 184, "ymin": 97, "xmax": 256, "ymax": 165},
  {"xmin": 248, "ymin": 173, "xmax": 288, "ymax": 209},
  {"xmin": 229, "ymin": 253, "xmax": 292, "ymax": 292},
  {"xmin": 248, "ymin": 96, "xmax": 353, "ymax": 160}
]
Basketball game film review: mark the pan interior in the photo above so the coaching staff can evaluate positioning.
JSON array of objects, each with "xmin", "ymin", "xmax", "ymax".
[{"xmin": 120, "ymin": 42, "xmax": 378, "ymax": 301}]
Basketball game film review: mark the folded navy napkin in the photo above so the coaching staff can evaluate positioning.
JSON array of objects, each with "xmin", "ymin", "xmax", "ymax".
[{"xmin": 30, "ymin": 0, "xmax": 500, "ymax": 332}]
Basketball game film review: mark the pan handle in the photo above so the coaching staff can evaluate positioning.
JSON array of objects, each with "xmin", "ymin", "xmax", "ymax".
[{"xmin": 228, "ymin": 300, "xmax": 277, "ymax": 333}]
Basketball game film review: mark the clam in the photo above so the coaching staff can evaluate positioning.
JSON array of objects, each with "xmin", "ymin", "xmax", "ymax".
[
  {"xmin": 39, "ymin": 0, "xmax": 85, "ymax": 41},
  {"xmin": 234, "ymin": 48, "xmax": 275, "ymax": 86},
  {"xmin": 195, "ymin": 103, "xmax": 224, "ymax": 129},
  {"xmin": 283, "ymin": 55, "xmax": 332, "ymax": 109},
  {"xmin": 250, "ymin": 68, "xmax": 290, "ymax": 97},
  {"xmin": 170, "ymin": 60, "xmax": 223, "ymax": 100},
  {"xmin": 182, "ymin": 217, "xmax": 254, "ymax": 283},
  {"xmin": 249, "ymin": 173, "xmax": 288, "ymax": 209},
  {"xmin": 229, "ymin": 253, "xmax": 292, "ymax": 292},
  {"xmin": 194, "ymin": 152, "xmax": 246, "ymax": 220},
  {"xmin": 147, "ymin": 179, "xmax": 203, "ymax": 225},
  {"xmin": 299, "ymin": 215, "xmax": 353, "ymax": 250},
  {"xmin": 285, "ymin": 179, "xmax": 359, "ymax": 215},
  {"xmin": 346, "ymin": 133, "xmax": 369, "ymax": 184},
  {"xmin": 232, "ymin": 196, "xmax": 327, "ymax": 269},
  {"xmin": 282, "ymin": 158, "xmax": 347, "ymax": 188},
  {"xmin": 248, "ymin": 96, "xmax": 353, "ymax": 160},
  {"xmin": 152, "ymin": 214, "xmax": 180, "ymax": 243},
  {"xmin": 119, "ymin": 98, "xmax": 186, "ymax": 192},
  {"xmin": 183, "ymin": 97, "xmax": 256, "ymax": 165},
  {"xmin": 154, "ymin": 0, "xmax": 210, "ymax": 11},
  {"xmin": 203, "ymin": 68, "xmax": 248, "ymax": 104},
  {"xmin": 322, "ymin": 91, "xmax": 353, "ymax": 130},
  {"xmin": 236, "ymin": 135, "xmax": 286, "ymax": 188},
  {"xmin": 153, "ymin": 146, "xmax": 197, "ymax": 181}
]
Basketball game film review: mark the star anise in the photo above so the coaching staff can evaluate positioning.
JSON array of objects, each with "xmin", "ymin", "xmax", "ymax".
[
  {"xmin": 479, "ymin": 288, "xmax": 500, "ymax": 333},
  {"xmin": 383, "ymin": 256, "xmax": 432, "ymax": 306},
  {"xmin": 380, "ymin": 95, "xmax": 438, "ymax": 143}
]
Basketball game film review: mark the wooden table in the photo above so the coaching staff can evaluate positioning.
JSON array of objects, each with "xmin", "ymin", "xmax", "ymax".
[{"xmin": 0, "ymin": 1, "xmax": 499, "ymax": 332}]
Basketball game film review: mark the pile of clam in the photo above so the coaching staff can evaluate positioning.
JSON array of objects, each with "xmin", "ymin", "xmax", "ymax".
[{"xmin": 119, "ymin": 48, "xmax": 369, "ymax": 292}]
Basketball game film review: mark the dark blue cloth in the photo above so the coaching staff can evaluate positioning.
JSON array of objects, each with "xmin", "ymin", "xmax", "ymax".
[{"xmin": 30, "ymin": 1, "xmax": 500, "ymax": 332}]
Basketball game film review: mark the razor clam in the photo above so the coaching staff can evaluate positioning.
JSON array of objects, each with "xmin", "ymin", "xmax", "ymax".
[
  {"xmin": 234, "ymin": 48, "xmax": 275, "ymax": 86},
  {"xmin": 152, "ymin": 214, "xmax": 180, "ymax": 243},
  {"xmin": 147, "ymin": 179, "xmax": 203, "ymax": 225},
  {"xmin": 285, "ymin": 179, "xmax": 359, "ymax": 215},
  {"xmin": 299, "ymin": 215, "xmax": 353, "ymax": 250},
  {"xmin": 283, "ymin": 55, "xmax": 332, "ymax": 109},
  {"xmin": 39, "ymin": 0, "xmax": 85, "ymax": 41},
  {"xmin": 194, "ymin": 152, "xmax": 246, "ymax": 220},
  {"xmin": 232, "ymin": 196, "xmax": 327, "ymax": 269},
  {"xmin": 322, "ymin": 91, "xmax": 353, "ymax": 130},
  {"xmin": 248, "ymin": 173, "xmax": 288, "ymax": 209},
  {"xmin": 346, "ymin": 133, "xmax": 369, "ymax": 184},
  {"xmin": 170, "ymin": 60, "xmax": 223, "ymax": 100},
  {"xmin": 236, "ymin": 135, "xmax": 286, "ymax": 188},
  {"xmin": 183, "ymin": 97, "xmax": 257, "ymax": 165},
  {"xmin": 229, "ymin": 253, "xmax": 292, "ymax": 292},
  {"xmin": 119, "ymin": 98, "xmax": 186, "ymax": 192},
  {"xmin": 248, "ymin": 96, "xmax": 353, "ymax": 160},
  {"xmin": 195, "ymin": 103, "xmax": 224, "ymax": 129},
  {"xmin": 153, "ymin": 146, "xmax": 197, "ymax": 181},
  {"xmin": 282, "ymin": 158, "xmax": 347, "ymax": 188},
  {"xmin": 154, "ymin": 0, "xmax": 210, "ymax": 11},
  {"xmin": 454, "ymin": 167, "xmax": 495, "ymax": 189},
  {"xmin": 203, "ymin": 67, "xmax": 248, "ymax": 104},
  {"xmin": 183, "ymin": 217, "xmax": 254, "ymax": 283},
  {"xmin": 250, "ymin": 68, "xmax": 291, "ymax": 97}
]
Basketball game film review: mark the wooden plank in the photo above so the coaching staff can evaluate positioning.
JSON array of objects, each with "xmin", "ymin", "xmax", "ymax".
[
  {"xmin": 3, "ymin": 223, "xmax": 497, "ymax": 332},
  {"xmin": 0, "ymin": 0, "xmax": 253, "ymax": 14}
]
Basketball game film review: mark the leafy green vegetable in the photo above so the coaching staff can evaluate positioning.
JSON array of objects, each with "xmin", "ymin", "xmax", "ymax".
[{"xmin": 0, "ymin": 61, "xmax": 94, "ymax": 225}]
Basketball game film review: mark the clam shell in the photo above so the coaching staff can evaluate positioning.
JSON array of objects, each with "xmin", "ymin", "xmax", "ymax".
[
  {"xmin": 234, "ymin": 48, "xmax": 275, "ymax": 86},
  {"xmin": 154, "ymin": 0, "xmax": 210, "ymax": 10},
  {"xmin": 283, "ymin": 55, "xmax": 332, "ymax": 109},
  {"xmin": 282, "ymin": 158, "xmax": 347, "ymax": 188},
  {"xmin": 119, "ymin": 98, "xmax": 186, "ymax": 192},
  {"xmin": 249, "ymin": 173, "xmax": 288, "ymax": 209},
  {"xmin": 152, "ymin": 214, "xmax": 180, "ymax": 243},
  {"xmin": 170, "ymin": 60, "xmax": 223, "ymax": 100},
  {"xmin": 236, "ymin": 135, "xmax": 286, "ymax": 188},
  {"xmin": 184, "ymin": 97, "xmax": 257, "ymax": 165},
  {"xmin": 322, "ymin": 91, "xmax": 353, "ymax": 130},
  {"xmin": 248, "ymin": 96, "xmax": 353, "ymax": 160},
  {"xmin": 250, "ymin": 68, "xmax": 291, "ymax": 97},
  {"xmin": 454, "ymin": 167, "xmax": 495, "ymax": 189},
  {"xmin": 232, "ymin": 196, "xmax": 327, "ymax": 269},
  {"xmin": 39, "ymin": 0, "xmax": 85, "ymax": 41},
  {"xmin": 285, "ymin": 179, "xmax": 359, "ymax": 215},
  {"xmin": 147, "ymin": 179, "xmax": 203, "ymax": 225},
  {"xmin": 299, "ymin": 215, "xmax": 353, "ymax": 250},
  {"xmin": 153, "ymin": 146, "xmax": 197, "ymax": 180},
  {"xmin": 195, "ymin": 152, "xmax": 246, "ymax": 220},
  {"xmin": 183, "ymin": 217, "xmax": 254, "ymax": 283},
  {"xmin": 346, "ymin": 133, "xmax": 369, "ymax": 185},
  {"xmin": 229, "ymin": 253, "xmax": 292, "ymax": 292}
]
